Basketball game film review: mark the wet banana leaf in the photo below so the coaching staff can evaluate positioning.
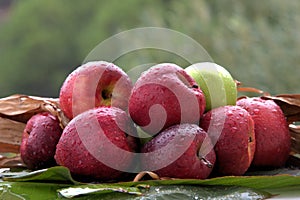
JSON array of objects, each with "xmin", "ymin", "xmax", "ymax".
[
  {"xmin": 58, "ymin": 185, "xmax": 271, "ymax": 199},
  {"xmin": 4, "ymin": 166, "xmax": 300, "ymax": 199}
]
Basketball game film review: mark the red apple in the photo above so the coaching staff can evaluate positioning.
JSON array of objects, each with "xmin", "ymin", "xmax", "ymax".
[
  {"xmin": 200, "ymin": 106, "xmax": 256, "ymax": 176},
  {"xmin": 237, "ymin": 97, "xmax": 291, "ymax": 167},
  {"xmin": 141, "ymin": 123, "xmax": 216, "ymax": 179},
  {"xmin": 59, "ymin": 61, "xmax": 133, "ymax": 119},
  {"xmin": 20, "ymin": 112, "xmax": 62, "ymax": 170},
  {"xmin": 128, "ymin": 63, "xmax": 206, "ymax": 135},
  {"xmin": 55, "ymin": 106, "xmax": 138, "ymax": 181}
]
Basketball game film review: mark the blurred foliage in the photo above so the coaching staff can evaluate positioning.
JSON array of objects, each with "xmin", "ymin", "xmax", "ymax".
[{"xmin": 0, "ymin": 0, "xmax": 299, "ymax": 97}]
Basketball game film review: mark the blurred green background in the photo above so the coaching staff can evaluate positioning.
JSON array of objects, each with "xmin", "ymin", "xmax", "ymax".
[{"xmin": 0, "ymin": 0, "xmax": 299, "ymax": 98}]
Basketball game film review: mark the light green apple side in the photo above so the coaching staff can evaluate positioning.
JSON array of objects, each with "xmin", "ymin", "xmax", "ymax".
[{"xmin": 185, "ymin": 62, "xmax": 237, "ymax": 111}]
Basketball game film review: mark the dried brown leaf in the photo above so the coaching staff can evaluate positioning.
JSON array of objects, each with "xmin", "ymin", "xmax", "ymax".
[
  {"xmin": 0, "ymin": 94, "xmax": 69, "ymax": 128},
  {"xmin": 290, "ymin": 125, "xmax": 300, "ymax": 152},
  {"xmin": 0, "ymin": 117, "xmax": 26, "ymax": 153},
  {"xmin": 0, "ymin": 153, "xmax": 25, "ymax": 168},
  {"xmin": 237, "ymin": 87, "xmax": 270, "ymax": 96},
  {"xmin": 0, "ymin": 94, "xmax": 69, "ymax": 153},
  {"xmin": 262, "ymin": 94, "xmax": 300, "ymax": 123}
]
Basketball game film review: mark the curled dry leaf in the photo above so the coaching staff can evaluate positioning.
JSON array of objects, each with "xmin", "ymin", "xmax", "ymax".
[
  {"xmin": 0, "ymin": 117, "xmax": 25, "ymax": 153},
  {"xmin": 237, "ymin": 85, "xmax": 300, "ymax": 123},
  {"xmin": 0, "ymin": 94, "xmax": 69, "ymax": 128},
  {"xmin": 133, "ymin": 171, "xmax": 161, "ymax": 182},
  {"xmin": 262, "ymin": 94, "xmax": 300, "ymax": 124},
  {"xmin": 237, "ymin": 86, "xmax": 270, "ymax": 96},
  {"xmin": 289, "ymin": 124, "xmax": 300, "ymax": 154},
  {"xmin": 0, "ymin": 94, "xmax": 69, "ymax": 153},
  {"xmin": 0, "ymin": 153, "xmax": 25, "ymax": 168}
]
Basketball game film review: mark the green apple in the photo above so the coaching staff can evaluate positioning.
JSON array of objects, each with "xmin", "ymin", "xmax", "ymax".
[{"xmin": 185, "ymin": 62, "xmax": 237, "ymax": 111}]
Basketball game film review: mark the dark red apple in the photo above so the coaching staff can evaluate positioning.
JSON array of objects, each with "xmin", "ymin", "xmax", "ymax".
[
  {"xmin": 55, "ymin": 106, "xmax": 138, "ymax": 181},
  {"xmin": 129, "ymin": 63, "xmax": 206, "ymax": 135},
  {"xmin": 237, "ymin": 97, "xmax": 291, "ymax": 167},
  {"xmin": 200, "ymin": 106, "xmax": 256, "ymax": 176},
  {"xmin": 20, "ymin": 112, "xmax": 62, "ymax": 170},
  {"xmin": 59, "ymin": 61, "xmax": 133, "ymax": 119},
  {"xmin": 141, "ymin": 123, "xmax": 216, "ymax": 179}
]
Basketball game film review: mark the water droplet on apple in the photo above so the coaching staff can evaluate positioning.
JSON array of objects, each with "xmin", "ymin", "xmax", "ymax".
[
  {"xmin": 272, "ymin": 109, "xmax": 278, "ymax": 113},
  {"xmin": 227, "ymin": 110, "xmax": 233, "ymax": 116},
  {"xmin": 239, "ymin": 112, "xmax": 244, "ymax": 117},
  {"xmin": 253, "ymin": 108, "xmax": 260, "ymax": 115},
  {"xmin": 231, "ymin": 126, "xmax": 238, "ymax": 132}
]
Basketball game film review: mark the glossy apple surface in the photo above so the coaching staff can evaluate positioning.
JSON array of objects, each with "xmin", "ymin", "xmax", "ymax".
[
  {"xmin": 200, "ymin": 105, "xmax": 255, "ymax": 176},
  {"xmin": 20, "ymin": 112, "xmax": 62, "ymax": 170},
  {"xmin": 237, "ymin": 97, "xmax": 291, "ymax": 167},
  {"xmin": 59, "ymin": 61, "xmax": 133, "ymax": 119},
  {"xmin": 141, "ymin": 123, "xmax": 216, "ymax": 179},
  {"xmin": 129, "ymin": 63, "xmax": 206, "ymax": 135},
  {"xmin": 55, "ymin": 106, "xmax": 137, "ymax": 181}
]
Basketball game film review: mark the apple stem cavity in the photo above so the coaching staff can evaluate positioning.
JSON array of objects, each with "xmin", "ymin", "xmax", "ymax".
[{"xmin": 101, "ymin": 89, "xmax": 112, "ymax": 100}]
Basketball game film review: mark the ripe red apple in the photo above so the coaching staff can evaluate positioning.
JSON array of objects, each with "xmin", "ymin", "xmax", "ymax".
[
  {"xmin": 20, "ymin": 112, "xmax": 62, "ymax": 170},
  {"xmin": 141, "ymin": 123, "xmax": 216, "ymax": 179},
  {"xmin": 128, "ymin": 63, "xmax": 206, "ymax": 135},
  {"xmin": 237, "ymin": 97, "xmax": 291, "ymax": 167},
  {"xmin": 200, "ymin": 106, "xmax": 256, "ymax": 176},
  {"xmin": 59, "ymin": 61, "xmax": 133, "ymax": 119},
  {"xmin": 55, "ymin": 106, "xmax": 138, "ymax": 181}
]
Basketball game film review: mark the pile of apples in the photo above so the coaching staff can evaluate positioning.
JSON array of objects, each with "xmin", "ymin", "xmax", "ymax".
[{"xmin": 20, "ymin": 61, "xmax": 291, "ymax": 181}]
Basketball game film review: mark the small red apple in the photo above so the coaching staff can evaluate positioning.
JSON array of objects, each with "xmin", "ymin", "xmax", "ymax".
[
  {"xmin": 20, "ymin": 112, "xmax": 62, "ymax": 170},
  {"xmin": 237, "ymin": 97, "xmax": 291, "ymax": 167},
  {"xmin": 200, "ymin": 106, "xmax": 255, "ymax": 176},
  {"xmin": 59, "ymin": 61, "xmax": 133, "ymax": 119},
  {"xmin": 55, "ymin": 106, "xmax": 138, "ymax": 181},
  {"xmin": 128, "ymin": 63, "xmax": 206, "ymax": 135},
  {"xmin": 141, "ymin": 123, "xmax": 216, "ymax": 179}
]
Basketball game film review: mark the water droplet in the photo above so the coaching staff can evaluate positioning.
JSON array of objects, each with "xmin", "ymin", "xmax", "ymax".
[
  {"xmin": 239, "ymin": 112, "xmax": 244, "ymax": 117},
  {"xmin": 115, "ymin": 137, "xmax": 120, "ymax": 141},
  {"xmin": 253, "ymin": 109, "xmax": 260, "ymax": 114},
  {"xmin": 227, "ymin": 110, "xmax": 233, "ymax": 116},
  {"xmin": 272, "ymin": 109, "xmax": 278, "ymax": 113},
  {"xmin": 232, "ymin": 127, "xmax": 238, "ymax": 132}
]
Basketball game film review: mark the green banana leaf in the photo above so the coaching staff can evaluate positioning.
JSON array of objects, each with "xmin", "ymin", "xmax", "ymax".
[{"xmin": 2, "ymin": 166, "xmax": 300, "ymax": 199}]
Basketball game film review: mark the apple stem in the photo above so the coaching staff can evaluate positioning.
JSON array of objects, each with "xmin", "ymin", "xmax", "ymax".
[{"xmin": 201, "ymin": 157, "xmax": 213, "ymax": 168}]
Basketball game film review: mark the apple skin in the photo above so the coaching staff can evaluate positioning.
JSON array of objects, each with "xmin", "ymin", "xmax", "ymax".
[
  {"xmin": 141, "ymin": 123, "xmax": 216, "ymax": 179},
  {"xmin": 55, "ymin": 106, "xmax": 138, "ymax": 181},
  {"xmin": 20, "ymin": 112, "xmax": 63, "ymax": 170},
  {"xmin": 59, "ymin": 61, "xmax": 133, "ymax": 119},
  {"xmin": 200, "ymin": 106, "xmax": 256, "ymax": 176},
  {"xmin": 237, "ymin": 97, "xmax": 291, "ymax": 167},
  {"xmin": 185, "ymin": 62, "xmax": 237, "ymax": 111},
  {"xmin": 128, "ymin": 63, "xmax": 206, "ymax": 135}
]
